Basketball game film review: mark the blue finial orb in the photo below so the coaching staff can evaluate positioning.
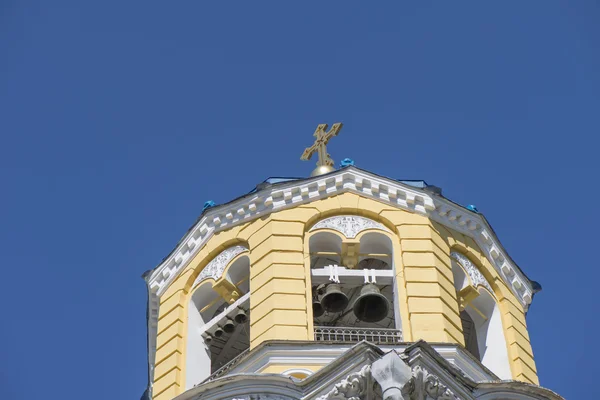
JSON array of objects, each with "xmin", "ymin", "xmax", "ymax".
[
  {"xmin": 203, "ymin": 200, "xmax": 216, "ymax": 211},
  {"xmin": 339, "ymin": 158, "xmax": 355, "ymax": 168},
  {"xmin": 466, "ymin": 204, "xmax": 478, "ymax": 213}
]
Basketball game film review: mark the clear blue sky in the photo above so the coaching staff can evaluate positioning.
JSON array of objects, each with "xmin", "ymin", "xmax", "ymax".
[{"xmin": 1, "ymin": 2, "xmax": 598, "ymax": 399}]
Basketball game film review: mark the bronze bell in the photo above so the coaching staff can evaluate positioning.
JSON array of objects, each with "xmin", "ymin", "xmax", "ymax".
[
  {"xmin": 223, "ymin": 318, "xmax": 235, "ymax": 334},
  {"xmin": 320, "ymin": 283, "xmax": 349, "ymax": 313},
  {"xmin": 214, "ymin": 326, "xmax": 225, "ymax": 338},
  {"xmin": 353, "ymin": 283, "xmax": 390, "ymax": 323},
  {"xmin": 313, "ymin": 296, "xmax": 325, "ymax": 318},
  {"xmin": 234, "ymin": 308, "xmax": 248, "ymax": 324}
]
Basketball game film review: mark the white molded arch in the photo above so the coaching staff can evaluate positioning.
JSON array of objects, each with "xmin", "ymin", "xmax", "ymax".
[
  {"xmin": 309, "ymin": 215, "xmax": 391, "ymax": 239},
  {"xmin": 223, "ymin": 254, "xmax": 250, "ymax": 294},
  {"xmin": 186, "ymin": 247, "xmax": 252, "ymax": 389},
  {"xmin": 282, "ymin": 368, "xmax": 313, "ymax": 380},
  {"xmin": 357, "ymin": 231, "xmax": 393, "ymax": 268},
  {"xmin": 309, "ymin": 231, "xmax": 343, "ymax": 269}
]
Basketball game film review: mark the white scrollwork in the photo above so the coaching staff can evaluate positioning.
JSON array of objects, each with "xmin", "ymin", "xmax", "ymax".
[
  {"xmin": 407, "ymin": 366, "xmax": 458, "ymax": 400},
  {"xmin": 317, "ymin": 365, "xmax": 372, "ymax": 400},
  {"xmin": 451, "ymin": 252, "xmax": 493, "ymax": 293},
  {"xmin": 193, "ymin": 245, "xmax": 248, "ymax": 287},
  {"xmin": 311, "ymin": 215, "xmax": 389, "ymax": 239},
  {"xmin": 229, "ymin": 396, "xmax": 292, "ymax": 400}
]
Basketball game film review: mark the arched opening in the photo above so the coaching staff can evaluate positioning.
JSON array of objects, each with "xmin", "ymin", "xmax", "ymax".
[
  {"xmin": 185, "ymin": 252, "xmax": 251, "ymax": 389},
  {"xmin": 309, "ymin": 225, "xmax": 401, "ymax": 344},
  {"xmin": 452, "ymin": 254, "xmax": 511, "ymax": 379},
  {"xmin": 283, "ymin": 369, "xmax": 312, "ymax": 380},
  {"xmin": 186, "ymin": 282, "xmax": 222, "ymax": 388},
  {"xmin": 460, "ymin": 310, "xmax": 481, "ymax": 360},
  {"xmin": 309, "ymin": 232, "xmax": 342, "ymax": 269}
]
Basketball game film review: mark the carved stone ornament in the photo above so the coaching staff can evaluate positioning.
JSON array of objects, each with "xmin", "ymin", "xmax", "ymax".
[
  {"xmin": 229, "ymin": 396, "xmax": 293, "ymax": 400},
  {"xmin": 193, "ymin": 245, "xmax": 248, "ymax": 287},
  {"xmin": 405, "ymin": 366, "xmax": 458, "ymax": 400},
  {"xmin": 317, "ymin": 365, "xmax": 373, "ymax": 400},
  {"xmin": 451, "ymin": 252, "xmax": 493, "ymax": 293},
  {"xmin": 311, "ymin": 215, "xmax": 389, "ymax": 239}
]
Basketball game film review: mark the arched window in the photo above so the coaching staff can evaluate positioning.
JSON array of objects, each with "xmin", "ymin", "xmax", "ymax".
[
  {"xmin": 451, "ymin": 252, "xmax": 511, "ymax": 379},
  {"xmin": 283, "ymin": 369, "xmax": 313, "ymax": 380},
  {"xmin": 185, "ymin": 247, "xmax": 251, "ymax": 388},
  {"xmin": 308, "ymin": 216, "xmax": 402, "ymax": 343}
]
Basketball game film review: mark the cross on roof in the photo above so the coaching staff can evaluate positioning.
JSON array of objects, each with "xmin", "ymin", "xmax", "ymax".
[{"xmin": 300, "ymin": 123, "xmax": 343, "ymax": 168}]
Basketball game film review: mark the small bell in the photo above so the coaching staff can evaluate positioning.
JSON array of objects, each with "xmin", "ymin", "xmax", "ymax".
[
  {"xmin": 223, "ymin": 318, "xmax": 235, "ymax": 334},
  {"xmin": 313, "ymin": 297, "xmax": 325, "ymax": 318},
  {"xmin": 214, "ymin": 326, "xmax": 225, "ymax": 338},
  {"xmin": 320, "ymin": 283, "xmax": 349, "ymax": 313},
  {"xmin": 234, "ymin": 308, "xmax": 248, "ymax": 324}
]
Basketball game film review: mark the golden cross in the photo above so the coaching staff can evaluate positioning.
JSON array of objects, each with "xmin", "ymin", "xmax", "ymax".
[{"xmin": 300, "ymin": 123, "xmax": 343, "ymax": 167}]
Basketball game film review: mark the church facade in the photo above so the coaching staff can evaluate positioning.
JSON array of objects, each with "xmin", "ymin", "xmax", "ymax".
[{"xmin": 141, "ymin": 124, "xmax": 563, "ymax": 400}]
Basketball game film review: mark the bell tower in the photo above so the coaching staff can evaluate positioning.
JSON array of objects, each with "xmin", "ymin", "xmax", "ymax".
[{"xmin": 141, "ymin": 123, "xmax": 562, "ymax": 400}]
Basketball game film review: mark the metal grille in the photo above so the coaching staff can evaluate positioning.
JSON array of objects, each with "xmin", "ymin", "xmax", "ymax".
[{"xmin": 314, "ymin": 326, "xmax": 403, "ymax": 344}]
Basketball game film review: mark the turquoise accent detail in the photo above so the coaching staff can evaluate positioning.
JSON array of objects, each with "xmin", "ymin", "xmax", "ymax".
[
  {"xmin": 340, "ymin": 158, "xmax": 355, "ymax": 167},
  {"xmin": 203, "ymin": 200, "xmax": 216, "ymax": 211},
  {"xmin": 467, "ymin": 204, "xmax": 478, "ymax": 212}
]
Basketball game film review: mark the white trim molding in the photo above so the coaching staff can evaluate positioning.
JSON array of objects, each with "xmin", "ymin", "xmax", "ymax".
[
  {"xmin": 192, "ymin": 245, "xmax": 249, "ymax": 288},
  {"xmin": 310, "ymin": 215, "xmax": 390, "ymax": 238},
  {"xmin": 451, "ymin": 252, "xmax": 493, "ymax": 293}
]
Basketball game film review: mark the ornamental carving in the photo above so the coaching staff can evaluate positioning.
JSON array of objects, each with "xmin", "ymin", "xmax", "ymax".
[
  {"xmin": 229, "ymin": 396, "xmax": 293, "ymax": 400},
  {"xmin": 405, "ymin": 366, "xmax": 458, "ymax": 400},
  {"xmin": 193, "ymin": 245, "xmax": 248, "ymax": 286},
  {"xmin": 311, "ymin": 216, "xmax": 389, "ymax": 239},
  {"xmin": 317, "ymin": 365, "xmax": 372, "ymax": 400},
  {"xmin": 451, "ymin": 252, "xmax": 493, "ymax": 293}
]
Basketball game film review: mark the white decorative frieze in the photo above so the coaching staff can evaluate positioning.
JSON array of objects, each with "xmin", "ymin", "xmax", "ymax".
[
  {"xmin": 229, "ymin": 396, "xmax": 292, "ymax": 400},
  {"xmin": 193, "ymin": 245, "xmax": 248, "ymax": 287},
  {"xmin": 407, "ymin": 366, "xmax": 458, "ymax": 400},
  {"xmin": 317, "ymin": 365, "xmax": 372, "ymax": 400},
  {"xmin": 310, "ymin": 215, "xmax": 390, "ymax": 239},
  {"xmin": 451, "ymin": 252, "xmax": 493, "ymax": 293}
]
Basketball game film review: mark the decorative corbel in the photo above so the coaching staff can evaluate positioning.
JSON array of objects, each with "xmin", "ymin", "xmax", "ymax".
[
  {"xmin": 457, "ymin": 285, "xmax": 479, "ymax": 311},
  {"xmin": 212, "ymin": 279, "xmax": 241, "ymax": 304},
  {"xmin": 342, "ymin": 240, "xmax": 360, "ymax": 269}
]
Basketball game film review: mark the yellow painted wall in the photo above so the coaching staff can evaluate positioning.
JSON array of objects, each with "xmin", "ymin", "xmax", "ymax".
[{"xmin": 151, "ymin": 192, "xmax": 538, "ymax": 399}]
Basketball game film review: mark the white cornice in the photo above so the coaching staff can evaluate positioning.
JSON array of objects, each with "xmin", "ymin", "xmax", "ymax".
[
  {"xmin": 144, "ymin": 167, "xmax": 535, "ymax": 377},
  {"xmin": 223, "ymin": 342, "xmax": 495, "ymax": 384}
]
